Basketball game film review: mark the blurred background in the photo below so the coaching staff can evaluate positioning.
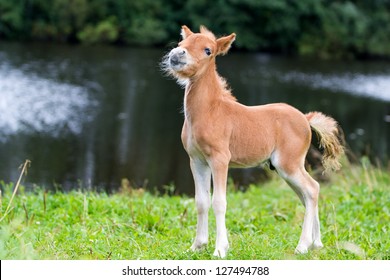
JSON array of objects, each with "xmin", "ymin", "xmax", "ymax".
[{"xmin": 0, "ymin": 0, "xmax": 389, "ymax": 194}]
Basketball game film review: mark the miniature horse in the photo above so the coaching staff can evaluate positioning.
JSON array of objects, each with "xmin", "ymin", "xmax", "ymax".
[{"xmin": 162, "ymin": 26, "xmax": 344, "ymax": 258}]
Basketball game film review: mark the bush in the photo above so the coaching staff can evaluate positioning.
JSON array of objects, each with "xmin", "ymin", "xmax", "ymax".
[
  {"xmin": 1, "ymin": 0, "xmax": 390, "ymax": 58},
  {"xmin": 78, "ymin": 17, "xmax": 119, "ymax": 44},
  {"xmin": 0, "ymin": 0, "xmax": 26, "ymax": 39}
]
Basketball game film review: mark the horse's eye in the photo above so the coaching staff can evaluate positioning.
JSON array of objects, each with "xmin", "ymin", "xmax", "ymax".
[{"xmin": 204, "ymin": 48, "xmax": 212, "ymax": 56}]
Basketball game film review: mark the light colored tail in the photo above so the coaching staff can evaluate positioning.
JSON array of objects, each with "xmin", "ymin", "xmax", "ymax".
[{"xmin": 306, "ymin": 112, "xmax": 345, "ymax": 173}]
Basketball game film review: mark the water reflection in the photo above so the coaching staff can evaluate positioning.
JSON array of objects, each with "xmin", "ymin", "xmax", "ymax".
[
  {"xmin": 281, "ymin": 72, "xmax": 390, "ymax": 101},
  {"xmin": 0, "ymin": 42, "xmax": 388, "ymax": 194},
  {"xmin": 0, "ymin": 64, "xmax": 94, "ymax": 140}
]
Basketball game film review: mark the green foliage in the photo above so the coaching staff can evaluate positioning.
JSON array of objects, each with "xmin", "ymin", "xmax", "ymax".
[
  {"xmin": 77, "ymin": 17, "xmax": 119, "ymax": 44},
  {"xmin": 0, "ymin": 0, "xmax": 26, "ymax": 39},
  {"xmin": 0, "ymin": 163, "xmax": 389, "ymax": 260},
  {"xmin": 1, "ymin": 0, "xmax": 390, "ymax": 58},
  {"xmin": 299, "ymin": 1, "xmax": 373, "ymax": 59}
]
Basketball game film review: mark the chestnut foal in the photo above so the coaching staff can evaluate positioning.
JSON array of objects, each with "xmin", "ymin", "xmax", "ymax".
[{"xmin": 162, "ymin": 26, "xmax": 344, "ymax": 258}]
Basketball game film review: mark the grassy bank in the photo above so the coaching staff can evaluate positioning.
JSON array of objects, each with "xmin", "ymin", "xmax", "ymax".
[{"xmin": 0, "ymin": 162, "xmax": 389, "ymax": 260}]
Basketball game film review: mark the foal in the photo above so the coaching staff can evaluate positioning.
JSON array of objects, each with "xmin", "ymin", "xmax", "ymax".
[{"xmin": 162, "ymin": 26, "xmax": 344, "ymax": 258}]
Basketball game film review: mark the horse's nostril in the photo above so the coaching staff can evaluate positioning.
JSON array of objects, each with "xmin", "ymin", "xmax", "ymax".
[
  {"xmin": 180, "ymin": 50, "xmax": 186, "ymax": 55},
  {"xmin": 170, "ymin": 54, "xmax": 180, "ymax": 66}
]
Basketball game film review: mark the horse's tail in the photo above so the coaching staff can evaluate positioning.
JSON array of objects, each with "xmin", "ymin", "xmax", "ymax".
[{"xmin": 306, "ymin": 112, "xmax": 345, "ymax": 173}]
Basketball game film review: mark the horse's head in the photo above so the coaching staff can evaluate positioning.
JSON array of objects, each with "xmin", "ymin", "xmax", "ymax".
[{"xmin": 163, "ymin": 26, "xmax": 236, "ymax": 82}]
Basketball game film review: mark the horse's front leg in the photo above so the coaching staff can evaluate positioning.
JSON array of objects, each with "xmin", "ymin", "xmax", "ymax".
[
  {"xmin": 209, "ymin": 155, "xmax": 230, "ymax": 258},
  {"xmin": 190, "ymin": 158, "xmax": 212, "ymax": 251}
]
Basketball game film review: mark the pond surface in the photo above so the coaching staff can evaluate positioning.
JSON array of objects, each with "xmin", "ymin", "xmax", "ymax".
[{"xmin": 0, "ymin": 42, "xmax": 389, "ymax": 193}]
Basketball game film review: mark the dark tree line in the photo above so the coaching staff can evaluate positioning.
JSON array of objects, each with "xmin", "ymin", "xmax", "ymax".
[{"xmin": 1, "ymin": 0, "xmax": 390, "ymax": 58}]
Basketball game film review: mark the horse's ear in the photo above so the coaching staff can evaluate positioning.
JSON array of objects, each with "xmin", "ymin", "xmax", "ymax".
[
  {"xmin": 216, "ymin": 33, "xmax": 236, "ymax": 55},
  {"xmin": 181, "ymin": 25, "xmax": 193, "ymax": 40}
]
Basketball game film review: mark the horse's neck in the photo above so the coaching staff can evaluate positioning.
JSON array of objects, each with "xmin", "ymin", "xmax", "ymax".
[{"xmin": 184, "ymin": 66, "xmax": 222, "ymax": 122}]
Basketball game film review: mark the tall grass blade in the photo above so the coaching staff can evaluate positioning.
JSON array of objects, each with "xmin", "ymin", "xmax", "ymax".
[{"xmin": 0, "ymin": 160, "xmax": 31, "ymax": 223}]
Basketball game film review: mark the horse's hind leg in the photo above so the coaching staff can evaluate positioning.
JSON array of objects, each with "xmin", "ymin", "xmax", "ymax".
[
  {"xmin": 273, "ymin": 155, "xmax": 323, "ymax": 253},
  {"xmin": 286, "ymin": 169, "xmax": 322, "ymax": 253}
]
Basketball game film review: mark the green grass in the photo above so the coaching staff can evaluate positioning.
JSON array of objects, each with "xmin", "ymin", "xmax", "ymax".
[{"xmin": 1, "ymin": 161, "xmax": 389, "ymax": 260}]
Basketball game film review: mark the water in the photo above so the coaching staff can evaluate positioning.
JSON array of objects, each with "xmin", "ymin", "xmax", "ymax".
[{"xmin": 0, "ymin": 42, "xmax": 389, "ymax": 193}]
